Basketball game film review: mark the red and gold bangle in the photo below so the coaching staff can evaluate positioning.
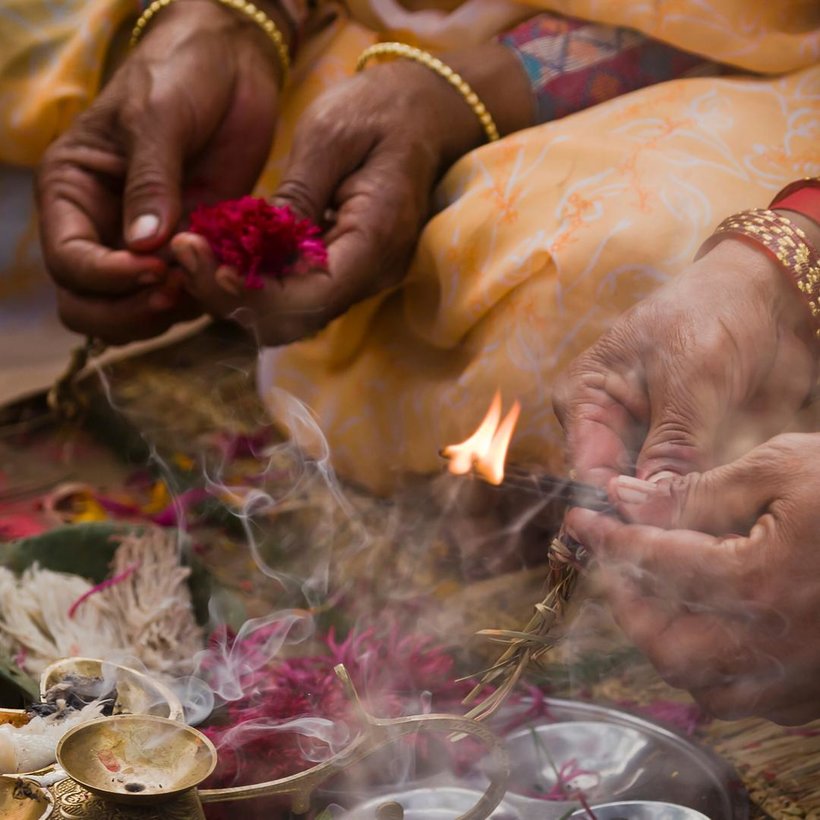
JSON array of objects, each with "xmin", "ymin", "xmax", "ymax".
[
  {"xmin": 770, "ymin": 177, "xmax": 820, "ymax": 226},
  {"xmin": 697, "ymin": 208, "xmax": 820, "ymax": 339}
]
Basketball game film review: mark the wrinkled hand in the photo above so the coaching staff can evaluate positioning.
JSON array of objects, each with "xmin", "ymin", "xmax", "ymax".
[
  {"xmin": 173, "ymin": 44, "xmax": 531, "ymax": 345},
  {"xmin": 553, "ymin": 228, "xmax": 818, "ymax": 487},
  {"xmin": 36, "ymin": 0, "xmax": 284, "ymax": 343},
  {"xmin": 567, "ymin": 433, "xmax": 820, "ymax": 725}
]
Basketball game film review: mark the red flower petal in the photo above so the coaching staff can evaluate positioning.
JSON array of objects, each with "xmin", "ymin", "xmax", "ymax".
[{"xmin": 189, "ymin": 197, "xmax": 328, "ymax": 289}]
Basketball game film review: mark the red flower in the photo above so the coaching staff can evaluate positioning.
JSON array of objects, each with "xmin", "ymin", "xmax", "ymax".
[{"xmin": 189, "ymin": 197, "xmax": 328, "ymax": 289}]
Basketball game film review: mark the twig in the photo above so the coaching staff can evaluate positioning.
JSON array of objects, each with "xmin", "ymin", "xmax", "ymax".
[{"xmin": 464, "ymin": 525, "xmax": 581, "ymax": 722}]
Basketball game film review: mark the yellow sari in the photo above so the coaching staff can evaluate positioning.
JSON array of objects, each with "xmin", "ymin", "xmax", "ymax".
[{"xmin": 1, "ymin": 0, "xmax": 818, "ymax": 491}]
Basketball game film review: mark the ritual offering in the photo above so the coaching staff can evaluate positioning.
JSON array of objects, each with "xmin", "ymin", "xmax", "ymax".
[
  {"xmin": 0, "ymin": 659, "xmax": 184, "ymax": 776},
  {"xmin": 0, "ymin": 700, "xmax": 106, "ymax": 775},
  {"xmin": 189, "ymin": 197, "xmax": 328, "ymax": 289},
  {"xmin": 441, "ymin": 393, "xmax": 586, "ymax": 721}
]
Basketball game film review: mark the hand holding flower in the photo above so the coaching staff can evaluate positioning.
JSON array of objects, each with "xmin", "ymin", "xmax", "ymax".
[
  {"xmin": 36, "ymin": 0, "xmax": 288, "ymax": 343},
  {"xmin": 172, "ymin": 43, "xmax": 533, "ymax": 345}
]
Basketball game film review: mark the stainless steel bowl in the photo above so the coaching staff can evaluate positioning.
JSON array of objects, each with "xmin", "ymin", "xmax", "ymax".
[
  {"xmin": 500, "ymin": 699, "xmax": 746, "ymax": 819},
  {"xmin": 505, "ymin": 720, "xmax": 647, "ymax": 800},
  {"xmin": 338, "ymin": 787, "xmax": 524, "ymax": 819},
  {"xmin": 570, "ymin": 801, "xmax": 710, "ymax": 820}
]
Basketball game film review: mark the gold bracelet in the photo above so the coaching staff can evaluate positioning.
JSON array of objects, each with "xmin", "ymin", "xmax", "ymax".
[
  {"xmin": 356, "ymin": 42, "xmax": 500, "ymax": 144},
  {"xmin": 130, "ymin": 0, "xmax": 290, "ymax": 83},
  {"xmin": 698, "ymin": 208, "xmax": 820, "ymax": 338}
]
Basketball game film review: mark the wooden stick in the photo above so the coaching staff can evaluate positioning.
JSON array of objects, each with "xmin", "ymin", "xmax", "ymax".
[{"xmin": 490, "ymin": 466, "xmax": 613, "ymax": 513}]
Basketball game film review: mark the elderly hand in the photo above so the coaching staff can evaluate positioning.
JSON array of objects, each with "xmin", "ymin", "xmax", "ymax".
[
  {"xmin": 553, "ymin": 218, "xmax": 819, "ymax": 487},
  {"xmin": 567, "ymin": 433, "xmax": 820, "ymax": 724},
  {"xmin": 36, "ymin": 0, "xmax": 287, "ymax": 343},
  {"xmin": 172, "ymin": 44, "xmax": 532, "ymax": 345}
]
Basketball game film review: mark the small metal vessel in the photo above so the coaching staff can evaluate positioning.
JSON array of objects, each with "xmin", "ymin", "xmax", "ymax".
[
  {"xmin": 0, "ymin": 775, "xmax": 54, "ymax": 820},
  {"xmin": 337, "ymin": 787, "xmax": 524, "ymax": 819},
  {"xmin": 56, "ymin": 714, "xmax": 217, "ymax": 806},
  {"xmin": 40, "ymin": 658, "xmax": 184, "ymax": 722},
  {"xmin": 501, "ymin": 699, "xmax": 746, "ymax": 819},
  {"xmin": 569, "ymin": 801, "xmax": 710, "ymax": 819}
]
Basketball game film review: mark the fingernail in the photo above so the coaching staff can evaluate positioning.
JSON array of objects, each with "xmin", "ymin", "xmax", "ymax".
[
  {"xmin": 138, "ymin": 271, "xmax": 160, "ymax": 286},
  {"xmin": 648, "ymin": 470, "xmax": 678, "ymax": 484},
  {"xmin": 174, "ymin": 244, "xmax": 197, "ymax": 273},
  {"xmin": 614, "ymin": 475, "xmax": 661, "ymax": 505},
  {"xmin": 129, "ymin": 214, "xmax": 160, "ymax": 243}
]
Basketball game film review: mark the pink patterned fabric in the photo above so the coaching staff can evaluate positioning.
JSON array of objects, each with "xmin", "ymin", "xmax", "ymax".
[{"xmin": 499, "ymin": 13, "xmax": 718, "ymax": 124}]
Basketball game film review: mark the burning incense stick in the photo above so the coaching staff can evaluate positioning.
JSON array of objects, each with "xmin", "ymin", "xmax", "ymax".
[
  {"xmin": 441, "ymin": 393, "xmax": 600, "ymax": 722},
  {"xmin": 485, "ymin": 466, "xmax": 612, "ymax": 513}
]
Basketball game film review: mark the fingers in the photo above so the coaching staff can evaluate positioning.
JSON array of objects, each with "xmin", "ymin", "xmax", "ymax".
[
  {"xmin": 37, "ymin": 145, "xmax": 169, "ymax": 296},
  {"xmin": 603, "ymin": 582, "xmax": 759, "ymax": 690},
  {"xmin": 272, "ymin": 110, "xmax": 367, "ymax": 222},
  {"xmin": 635, "ymin": 395, "xmax": 717, "ymax": 481},
  {"xmin": 566, "ymin": 507, "xmax": 752, "ymax": 604},
  {"xmin": 607, "ymin": 436, "xmax": 798, "ymax": 534},
  {"xmin": 553, "ymin": 369, "xmax": 640, "ymax": 486},
  {"xmin": 633, "ymin": 330, "xmax": 727, "ymax": 481},
  {"xmin": 173, "ymin": 232, "xmax": 337, "ymax": 344},
  {"xmin": 56, "ymin": 276, "xmax": 201, "ymax": 344},
  {"xmin": 176, "ymin": 138, "xmax": 428, "ymax": 345},
  {"xmin": 121, "ymin": 108, "xmax": 185, "ymax": 250},
  {"xmin": 553, "ymin": 342, "xmax": 647, "ymax": 488}
]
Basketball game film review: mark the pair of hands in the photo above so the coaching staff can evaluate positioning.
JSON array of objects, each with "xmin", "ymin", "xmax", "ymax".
[
  {"xmin": 555, "ymin": 228, "xmax": 820, "ymax": 724},
  {"xmin": 37, "ymin": 0, "xmax": 530, "ymax": 346}
]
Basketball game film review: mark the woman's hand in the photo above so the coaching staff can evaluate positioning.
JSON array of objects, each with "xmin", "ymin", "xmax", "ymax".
[
  {"xmin": 36, "ymin": 0, "xmax": 287, "ymax": 343},
  {"xmin": 553, "ymin": 223, "xmax": 819, "ymax": 487},
  {"xmin": 567, "ymin": 433, "xmax": 820, "ymax": 725},
  {"xmin": 173, "ymin": 43, "xmax": 532, "ymax": 346}
]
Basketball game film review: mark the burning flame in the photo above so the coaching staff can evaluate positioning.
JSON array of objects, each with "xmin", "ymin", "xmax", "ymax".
[{"xmin": 442, "ymin": 392, "xmax": 521, "ymax": 485}]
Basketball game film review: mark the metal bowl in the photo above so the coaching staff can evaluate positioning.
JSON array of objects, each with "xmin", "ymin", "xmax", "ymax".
[
  {"xmin": 40, "ymin": 658, "xmax": 183, "ymax": 722},
  {"xmin": 500, "ymin": 699, "xmax": 746, "ymax": 819},
  {"xmin": 0, "ymin": 775, "xmax": 53, "ymax": 820},
  {"xmin": 56, "ymin": 714, "xmax": 216, "ymax": 806},
  {"xmin": 570, "ymin": 802, "xmax": 710, "ymax": 820},
  {"xmin": 338, "ymin": 787, "xmax": 524, "ymax": 819},
  {"xmin": 506, "ymin": 720, "xmax": 647, "ymax": 799}
]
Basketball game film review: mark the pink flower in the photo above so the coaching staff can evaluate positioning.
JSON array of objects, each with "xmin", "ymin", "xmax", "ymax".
[{"xmin": 189, "ymin": 197, "xmax": 328, "ymax": 289}]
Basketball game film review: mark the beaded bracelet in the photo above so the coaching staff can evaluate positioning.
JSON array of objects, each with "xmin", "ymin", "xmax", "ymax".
[
  {"xmin": 356, "ymin": 42, "xmax": 500, "ymax": 144},
  {"xmin": 131, "ymin": 0, "xmax": 291, "ymax": 83},
  {"xmin": 697, "ymin": 208, "xmax": 820, "ymax": 339}
]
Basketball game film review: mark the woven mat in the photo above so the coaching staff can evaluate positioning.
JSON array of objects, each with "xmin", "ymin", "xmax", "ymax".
[{"xmin": 4, "ymin": 323, "xmax": 819, "ymax": 819}]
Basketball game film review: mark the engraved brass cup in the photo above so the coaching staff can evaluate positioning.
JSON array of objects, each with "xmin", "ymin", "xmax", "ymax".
[
  {"xmin": 48, "ymin": 665, "xmax": 509, "ymax": 819},
  {"xmin": 56, "ymin": 715, "xmax": 217, "ymax": 806}
]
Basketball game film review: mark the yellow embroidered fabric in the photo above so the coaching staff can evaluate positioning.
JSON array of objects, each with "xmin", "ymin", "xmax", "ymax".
[{"xmin": 0, "ymin": 0, "xmax": 818, "ymax": 490}]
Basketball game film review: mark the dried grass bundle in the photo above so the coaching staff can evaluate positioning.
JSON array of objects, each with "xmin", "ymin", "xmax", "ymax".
[{"xmin": 463, "ymin": 527, "xmax": 582, "ymax": 721}]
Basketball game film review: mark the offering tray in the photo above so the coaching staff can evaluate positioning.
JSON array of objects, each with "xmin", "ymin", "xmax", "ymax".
[
  {"xmin": 334, "ymin": 698, "xmax": 748, "ymax": 820},
  {"xmin": 8, "ymin": 664, "xmax": 509, "ymax": 820}
]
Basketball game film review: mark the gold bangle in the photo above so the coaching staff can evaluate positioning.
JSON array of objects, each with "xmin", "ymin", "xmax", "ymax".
[
  {"xmin": 356, "ymin": 42, "xmax": 500, "ymax": 144},
  {"xmin": 130, "ymin": 0, "xmax": 290, "ymax": 83},
  {"xmin": 698, "ymin": 208, "xmax": 820, "ymax": 338}
]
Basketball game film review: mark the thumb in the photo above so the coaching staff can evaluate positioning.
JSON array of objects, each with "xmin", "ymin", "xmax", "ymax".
[
  {"xmin": 123, "ymin": 126, "xmax": 184, "ymax": 250},
  {"xmin": 635, "ymin": 389, "xmax": 720, "ymax": 481},
  {"xmin": 609, "ymin": 443, "xmax": 784, "ymax": 535}
]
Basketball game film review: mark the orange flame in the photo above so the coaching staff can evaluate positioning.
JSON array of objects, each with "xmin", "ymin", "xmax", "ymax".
[{"xmin": 442, "ymin": 392, "xmax": 521, "ymax": 485}]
